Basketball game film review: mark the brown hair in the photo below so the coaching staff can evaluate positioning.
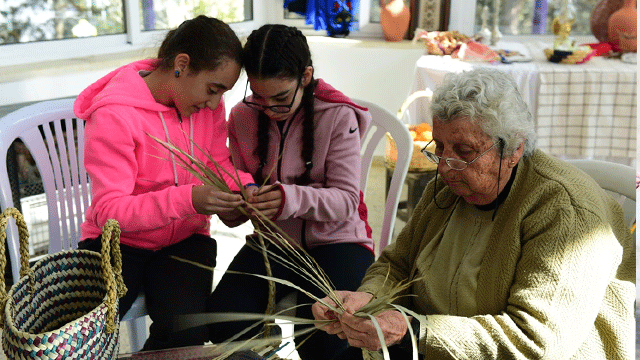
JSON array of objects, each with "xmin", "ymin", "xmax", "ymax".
[
  {"xmin": 243, "ymin": 24, "xmax": 316, "ymax": 185},
  {"xmin": 157, "ymin": 15, "xmax": 242, "ymax": 74}
]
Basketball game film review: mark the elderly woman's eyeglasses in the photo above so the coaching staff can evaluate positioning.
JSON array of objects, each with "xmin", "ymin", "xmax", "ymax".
[
  {"xmin": 242, "ymin": 80, "xmax": 301, "ymax": 114},
  {"xmin": 421, "ymin": 140, "xmax": 498, "ymax": 170}
]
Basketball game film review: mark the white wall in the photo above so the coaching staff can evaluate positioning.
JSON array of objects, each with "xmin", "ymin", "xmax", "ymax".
[
  {"xmin": 0, "ymin": 38, "xmax": 424, "ymax": 114},
  {"xmin": 0, "ymin": 37, "xmax": 424, "ymax": 154}
]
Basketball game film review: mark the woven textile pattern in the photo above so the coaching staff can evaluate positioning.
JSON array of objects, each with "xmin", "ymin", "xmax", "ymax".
[
  {"xmin": 2, "ymin": 250, "xmax": 120, "ymax": 359},
  {"xmin": 537, "ymin": 67, "xmax": 637, "ymax": 162}
]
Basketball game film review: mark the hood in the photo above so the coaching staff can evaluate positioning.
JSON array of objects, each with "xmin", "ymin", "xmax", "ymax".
[
  {"xmin": 314, "ymin": 79, "xmax": 371, "ymax": 139},
  {"xmin": 74, "ymin": 59, "xmax": 172, "ymax": 120}
]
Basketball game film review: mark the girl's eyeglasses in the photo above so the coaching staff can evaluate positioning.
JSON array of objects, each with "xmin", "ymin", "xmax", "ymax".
[{"xmin": 242, "ymin": 80, "xmax": 301, "ymax": 114}]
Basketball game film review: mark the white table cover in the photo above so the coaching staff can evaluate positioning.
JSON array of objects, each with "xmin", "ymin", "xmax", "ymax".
[{"xmin": 408, "ymin": 41, "xmax": 637, "ymax": 165}]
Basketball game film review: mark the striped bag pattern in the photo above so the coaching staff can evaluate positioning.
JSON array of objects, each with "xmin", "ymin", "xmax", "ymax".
[{"xmin": 0, "ymin": 208, "xmax": 126, "ymax": 359}]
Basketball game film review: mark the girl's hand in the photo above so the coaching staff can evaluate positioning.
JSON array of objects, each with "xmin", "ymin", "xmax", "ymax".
[
  {"xmin": 192, "ymin": 185, "xmax": 244, "ymax": 216},
  {"xmin": 247, "ymin": 184, "xmax": 282, "ymax": 219}
]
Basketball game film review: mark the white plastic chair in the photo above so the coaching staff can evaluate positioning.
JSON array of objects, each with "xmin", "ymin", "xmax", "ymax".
[
  {"xmin": 0, "ymin": 98, "xmax": 148, "ymax": 353},
  {"xmin": 274, "ymin": 99, "xmax": 414, "ymax": 339},
  {"xmin": 353, "ymin": 98, "xmax": 413, "ymax": 257},
  {"xmin": 565, "ymin": 159, "xmax": 636, "ymax": 230}
]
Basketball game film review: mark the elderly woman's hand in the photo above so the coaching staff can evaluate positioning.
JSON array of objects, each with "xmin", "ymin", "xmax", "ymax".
[
  {"xmin": 338, "ymin": 309, "xmax": 409, "ymax": 351},
  {"xmin": 311, "ymin": 291, "xmax": 373, "ymax": 336}
]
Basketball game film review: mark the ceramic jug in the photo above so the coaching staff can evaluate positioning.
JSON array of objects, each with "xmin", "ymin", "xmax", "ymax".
[
  {"xmin": 608, "ymin": 0, "xmax": 637, "ymax": 51},
  {"xmin": 380, "ymin": 0, "xmax": 411, "ymax": 42},
  {"xmin": 590, "ymin": 0, "xmax": 624, "ymax": 42}
]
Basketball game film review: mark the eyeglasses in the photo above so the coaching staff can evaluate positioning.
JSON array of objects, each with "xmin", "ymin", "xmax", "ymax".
[
  {"xmin": 421, "ymin": 140, "xmax": 498, "ymax": 171},
  {"xmin": 242, "ymin": 79, "xmax": 301, "ymax": 114}
]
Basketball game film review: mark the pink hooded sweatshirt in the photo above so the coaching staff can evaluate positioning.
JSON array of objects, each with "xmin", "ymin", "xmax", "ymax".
[
  {"xmin": 228, "ymin": 79, "xmax": 374, "ymax": 251},
  {"xmin": 74, "ymin": 59, "xmax": 254, "ymax": 250}
]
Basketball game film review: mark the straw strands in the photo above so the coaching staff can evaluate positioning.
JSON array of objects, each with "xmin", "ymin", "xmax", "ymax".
[{"xmin": 148, "ymin": 134, "xmax": 457, "ymax": 360}]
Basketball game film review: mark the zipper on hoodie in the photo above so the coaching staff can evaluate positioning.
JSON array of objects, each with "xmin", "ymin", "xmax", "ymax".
[
  {"xmin": 276, "ymin": 119, "xmax": 292, "ymax": 181},
  {"xmin": 274, "ymin": 116, "xmax": 310, "ymax": 249}
]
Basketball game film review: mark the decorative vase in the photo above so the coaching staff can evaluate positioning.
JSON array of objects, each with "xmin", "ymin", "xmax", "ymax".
[
  {"xmin": 590, "ymin": 0, "xmax": 624, "ymax": 42},
  {"xmin": 608, "ymin": 0, "xmax": 637, "ymax": 51},
  {"xmin": 380, "ymin": 0, "xmax": 411, "ymax": 42},
  {"xmin": 478, "ymin": 5, "xmax": 492, "ymax": 44},
  {"xmin": 490, "ymin": 0, "xmax": 503, "ymax": 45}
]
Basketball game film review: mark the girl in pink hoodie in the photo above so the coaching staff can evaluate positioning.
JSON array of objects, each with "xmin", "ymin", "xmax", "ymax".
[
  {"xmin": 206, "ymin": 24, "xmax": 375, "ymax": 360},
  {"xmin": 74, "ymin": 16, "xmax": 254, "ymax": 350}
]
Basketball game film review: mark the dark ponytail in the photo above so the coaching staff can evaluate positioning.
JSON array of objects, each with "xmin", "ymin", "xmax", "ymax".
[
  {"xmin": 157, "ymin": 15, "xmax": 242, "ymax": 74},
  {"xmin": 243, "ymin": 25, "xmax": 316, "ymax": 185}
]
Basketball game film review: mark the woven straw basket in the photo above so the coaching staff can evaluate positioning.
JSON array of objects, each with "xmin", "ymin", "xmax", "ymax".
[
  {"xmin": 0, "ymin": 208, "xmax": 126, "ymax": 359},
  {"xmin": 543, "ymin": 48, "xmax": 593, "ymax": 64}
]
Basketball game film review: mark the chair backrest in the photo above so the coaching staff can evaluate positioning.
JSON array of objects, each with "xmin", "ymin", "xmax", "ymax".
[
  {"xmin": 0, "ymin": 98, "xmax": 90, "ymax": 284},
  {"xmin": 565, "ymin": 159, "xmax": 636, "ymax": 230},
  {"xmin": 353, "ymin": 99, "xmax": 412, "ymax": 257}
]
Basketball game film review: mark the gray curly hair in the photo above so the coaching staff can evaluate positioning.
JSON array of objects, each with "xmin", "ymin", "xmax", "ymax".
[{"xmin": 430, "ymin": 68, "xmax": 537, "ymax": 157}]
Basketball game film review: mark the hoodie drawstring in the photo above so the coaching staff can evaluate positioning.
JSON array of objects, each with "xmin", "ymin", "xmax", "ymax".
[{"xmin": 159, "ymin": 112, "xmax": 194, "ymax": 186}]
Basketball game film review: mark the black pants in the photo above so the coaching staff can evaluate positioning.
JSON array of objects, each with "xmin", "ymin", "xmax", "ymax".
[
  {"xmin": 206, "ymin": 240, "xmax": 375, "ymax": 360},
  {"xmin": 79, "ymin": 233, "xmax": 216, "ymax": 351}
]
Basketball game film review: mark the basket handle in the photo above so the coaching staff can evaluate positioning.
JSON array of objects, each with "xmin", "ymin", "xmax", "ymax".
[
  {"xmin": 100, "ymin": 219, "xmax": 128, "ymax": 333},
  {"xmin": 0, "ymin": 208, "xmax": 33, "ymax": 327}
]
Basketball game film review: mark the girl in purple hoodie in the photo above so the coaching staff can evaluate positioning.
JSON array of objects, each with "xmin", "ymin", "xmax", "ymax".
[
  {"xmin": 206, "ymin": 24, "xmax": 375, "ymax": 360},
  {"xmin": 74, "ymin": 16, "xmax": 255, "ymax": 350}
]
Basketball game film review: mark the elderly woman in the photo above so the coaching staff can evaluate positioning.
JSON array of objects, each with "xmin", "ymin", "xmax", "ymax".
[{"xmin": 311, "ymin": 68, "xmax": 635, "ymax": 359}]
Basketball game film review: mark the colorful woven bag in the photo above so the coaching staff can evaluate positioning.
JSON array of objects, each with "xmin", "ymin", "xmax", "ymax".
[{"xmin": 0, "ymin": 208, "xmax": 127, "ymax": 359}]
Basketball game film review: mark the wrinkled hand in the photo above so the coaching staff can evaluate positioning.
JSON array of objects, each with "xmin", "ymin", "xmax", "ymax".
[
  {"xmin": 338, "ymin": 309, "xmax": 409, "ymax": 351},
  {"xmin": 311, "ymin": 291, "xmax": 373, "ymax": 338},
  {"xmin": 192, "ymin": 185, "xmax": 244, "ymax": 218},
  {"xmin": 247, "ymin": 184, "xmax": 282, "ymax": 219},
  {"xmin": 312, "ymin": 291, "xmax": 409, "ymax": 351}
]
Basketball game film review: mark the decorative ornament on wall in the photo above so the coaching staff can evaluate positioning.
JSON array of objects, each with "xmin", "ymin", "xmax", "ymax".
[{"xmin": 418, "ymin": 0, "xmax": 443, "ymax": 30}]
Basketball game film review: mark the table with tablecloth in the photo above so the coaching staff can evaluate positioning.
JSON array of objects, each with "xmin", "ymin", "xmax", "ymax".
[{"xmin": 407, "ymin": 41, "xmax": 637, "ymax": 165}]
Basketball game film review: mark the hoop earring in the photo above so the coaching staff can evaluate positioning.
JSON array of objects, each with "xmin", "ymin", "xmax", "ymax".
[{"xmin": 174, "ymin": 70, "xmax": 180, "ymax": 78}]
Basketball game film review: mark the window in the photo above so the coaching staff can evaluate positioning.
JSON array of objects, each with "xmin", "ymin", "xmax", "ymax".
[
  {"xmin": 139, "ymin": 0, "xmax": 252, "ymax": 31},
  {"xmin": 0, "ymin": 0, "xmax": 252, "ymax": 44},
  {"xmin": 473, "ymin": 0, "xmax": 595, "ymax": 35},
  {"xmin": 0, "ymin": 0, "xmax": 259, "ymax": 66},
  {"xmin": 447, "ymin": 0, "xmax": 596, "ymax": 36},
  {"xmin": 0, "ymin": 0, "xmax": 125, "ymax": 44}
]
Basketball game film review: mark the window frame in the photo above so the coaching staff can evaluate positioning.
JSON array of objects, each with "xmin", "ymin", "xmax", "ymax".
[
  {"xmin": 1, "ymin": 0, "xmax": 385, "ymax": 67},
  {"xmin": 0, "ymin": 0, "xmax": 265, "ymax": 67}
]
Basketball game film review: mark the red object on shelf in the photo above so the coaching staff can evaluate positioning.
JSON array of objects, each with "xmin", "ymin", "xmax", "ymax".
[{"xmin": 583, "ymin": 42, "xmax": 622, "ymax": 55}]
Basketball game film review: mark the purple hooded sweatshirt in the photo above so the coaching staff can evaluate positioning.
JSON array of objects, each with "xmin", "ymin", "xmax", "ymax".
[{"xmin": 228, "ymin": 79, "xmax": 374, "ymax": 252}]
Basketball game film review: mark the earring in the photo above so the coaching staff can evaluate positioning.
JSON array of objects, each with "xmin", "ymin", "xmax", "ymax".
[{"xmin": 174, "ymin": 70, "xmax": 180, "ymax": 78}]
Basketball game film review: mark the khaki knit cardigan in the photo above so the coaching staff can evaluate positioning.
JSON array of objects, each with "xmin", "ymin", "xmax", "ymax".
[{"xmin": 359, "ymin": 150, "xmax": 635, "ymax": 359}]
